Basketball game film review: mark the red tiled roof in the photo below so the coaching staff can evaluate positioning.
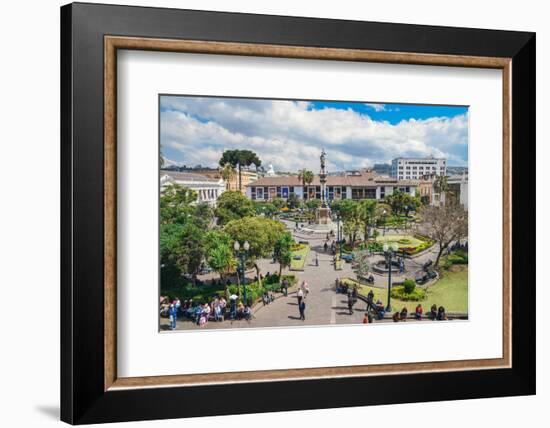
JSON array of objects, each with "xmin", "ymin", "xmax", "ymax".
[{"xmin": 247, "ymin": 173, "xmax": 418, "ymax": 187}]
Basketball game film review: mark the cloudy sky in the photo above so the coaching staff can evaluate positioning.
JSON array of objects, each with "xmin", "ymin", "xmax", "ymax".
[{"xmin": 160, "ymin": 95, "xmax": 468, "ymax": 172}]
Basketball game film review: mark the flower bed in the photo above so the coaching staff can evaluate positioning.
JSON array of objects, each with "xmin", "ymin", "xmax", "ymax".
[{"xmin": 290, "ymin": 244, "xmax": 310, "ymax": 270}]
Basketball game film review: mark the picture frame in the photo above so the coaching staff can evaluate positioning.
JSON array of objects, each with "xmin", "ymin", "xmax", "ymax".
[{"xmin": 61, "ymin": 2, "xmax": 535, "ymax": 424}]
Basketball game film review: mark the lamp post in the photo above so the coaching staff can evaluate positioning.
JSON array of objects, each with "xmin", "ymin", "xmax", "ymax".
[
  {"xmin": 233, "ymin": 240, "xmax": 250, "ymax": 305},
  {"xmin": 382, "ymin": 209, "xmax": 387, "ymax": 236},
  {"xmin": 336, "ymin": 213, "xmax": 343, "ymax": 259},
  {"xmin": 383, "ymin": 241, "xmax": 399, "ymax": 312}
]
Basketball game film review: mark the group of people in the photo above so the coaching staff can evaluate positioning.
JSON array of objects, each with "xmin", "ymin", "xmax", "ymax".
[{"xmin": 391, "ymin": 304, "xmax": 448, "ymax": 322}]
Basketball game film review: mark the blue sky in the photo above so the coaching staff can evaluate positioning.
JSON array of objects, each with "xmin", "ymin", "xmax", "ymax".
[
  {"xmin": 309, "ymin": 101, "xmax": 468, "ymax": 125},
  {"xmin": 160, "ymin": 96, "xmax": 469, "ymax": 172}
]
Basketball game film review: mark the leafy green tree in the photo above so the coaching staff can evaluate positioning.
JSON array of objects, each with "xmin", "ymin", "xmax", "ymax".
[
  {"xmin": 160, "ymin": 183, "xmax": 198, "ymax": 225},
  {"xmin": 273, "ymin": 232, "xmax": 294, "ymax": 278},
  {"xmin": 332, "ymin": 200, "xmax": 361, "ymax": 245},
  {"xmin": 305, "ymin": 198, "xmax": 321, "ymax": 211},
  {"xmin": 160, "ymin": 222, "xmax": 205, "ymax": 285},
  {"xmin": 271, "ymin": 197, "xmax": 286, "ymax": 210},
  {"xmin": 286, "ymin": 193, "xmax": 300, "ymax": 209},
  {"xmin": 255, "ymin": 202, "xmax": 278, "ymax": 218},
  {"xmin": 358, "ymin": 199, "xmax": 378, "ymax": 242},
  {"xmin": 224, "ymin": 216, "xmax": 285, "ymax": 286},
  {"xmin": 352, "ymin": 250, "xmax": 371, "ymax": 280},
  {"xmin": 215, "ymin": 190, "xmax": 256, "ymax": 225},
  {"xmin": 219, "ymin": 150, "xmax": 262, "ymax": 191},
  {"xmin": 204, "ymin": 230, "xmax": 237, "ymax": 294},
  {"xmin": 385, "ymin": 190, "xmax": 421, "ymax": 216}
]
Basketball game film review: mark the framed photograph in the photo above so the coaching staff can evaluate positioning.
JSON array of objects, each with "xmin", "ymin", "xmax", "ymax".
[{"xmin": 61, "ymin": 2, "xmax": 535, "ymax": 424}]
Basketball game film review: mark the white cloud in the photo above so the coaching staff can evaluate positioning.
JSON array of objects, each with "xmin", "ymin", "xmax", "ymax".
[
  {"xmin": 364, "ymin": 103, "xmax": 387, "ymax": 112},
  {"xmin": 160, "ymin": 97, "xmax": 468, "ymax": 172}
]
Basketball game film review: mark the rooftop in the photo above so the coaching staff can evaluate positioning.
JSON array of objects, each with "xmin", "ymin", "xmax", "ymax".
[
  {"xmin": 246, "ymin": 171, "xmax": 418, "ymax": 187},
  {"xmin": 160, "ymin": 170, "xmax": 221, "ymax": 183}
]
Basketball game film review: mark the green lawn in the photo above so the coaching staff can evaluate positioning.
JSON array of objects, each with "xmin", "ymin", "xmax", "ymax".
[
  {"xmin": 290, "ymin": 245, "xmax": 310, "ymax": 270},
  {"xmin": 375, "ymin": 234, "xmax": 425, "ymax": 249},
  {"xmin": 343, "ymin": 265, "xmax": 468, "ymax": 313}
]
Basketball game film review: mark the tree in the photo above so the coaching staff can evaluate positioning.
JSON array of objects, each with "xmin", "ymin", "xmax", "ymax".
[
  {"xmin": 352, "ymin": 250, "xmax": 371, "ymax": 280},
  {"xmin": 271, "ymin": 197, "xmax": 286, "ymax": 210},
  {"xmin": 255, "ymin": 202, "xmax": 278, "ymax": 218},
  {"xmin": 219, "ymin": 163, "xmax": 236, "ymax": 190},
  {"xmin": 305, "ymin": 198, "xmax": 321, "ymax": 212},
  {"xmin": 219, "ymin": 150, "xmax": 262, "ymax": 191},
  {"xmin": 160, "ymin": 222, "xmax": 205, "ymax": 284},
  {"xmin": 358, "ymin": 199, "xmax": 378, "ymax": 242},
  {"xmin": 333, "ymin": 200, "xmax": 361, "ymax": 245},
  {"xmin": 416, "ymin": 203, "xmax": 468, "ymax": 267},
  {"xmin": 215, "ymin": 190, "xmax": 256, "ymax": 225},
  {"xmin": 160, "ymin": 183, "xmax": 198, "ymax": 225},
  {"xmin": 286, "ymin": 193, "xmax": 300, "ymax": 209},
  {"xmin": 273, "ymin": 232, "xmax": 294, "ymax": 278},
  {"xmin": 297, "ymin": 169, "xmax": 314, "ymax": 196},
  {"xmin": 204, "ymin": 230, "xmax": 236, "ymax": 294},
  {"xmin": 224, "ymin": 216, "xmax": 285, "ymax": 287}
]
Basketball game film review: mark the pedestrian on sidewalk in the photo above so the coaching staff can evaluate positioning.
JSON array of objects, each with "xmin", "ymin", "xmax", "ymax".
[
  {"xmin": 299, "ymin": 299, "xmax": 306, "ymax": 320},
  {"xmin": 347, "ymin": 292, "xmax": 354, "ymax": 315},
  {"xmin": 282, "ymin": 278, "xmax": 289, "ymax": 296},
  {"xmin": 297, "ymin": 287, "xmax": 304, "ymax": 306},
  {"xmin": 315, "ymin": 252, "xmax": 319, "ymax": 266}
]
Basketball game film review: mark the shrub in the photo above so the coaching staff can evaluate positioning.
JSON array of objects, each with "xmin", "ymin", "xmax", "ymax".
[
  {"xmin": 448, "ymin": 249, "xmax": 468, "ymax": 265},
  {"xmin": 391, "ymin": 285, "xmax": 426, "ymax": 301},
  {"xmin": 403, "ymin": 279, "xmax": 416, "ymax": 294}
]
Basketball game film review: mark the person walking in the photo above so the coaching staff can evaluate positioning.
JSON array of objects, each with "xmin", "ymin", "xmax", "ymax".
[
  {"xmin": 347, "ymin": 292, "xmax": 354, "ymax": 315},
  {"xmin": 315, "ymin": 252, "xmax": 319, "ymax": 266},
  {"xmin": 297, "ymin": 287, "xmax": 304, "ymax": 306},
  {"xmin": 282, "ymin": 278, "xmax": 289, "ymax": 296},
  {"xmin": 299, "ymin": 299, "xmax": 306, "ymax": 320}
]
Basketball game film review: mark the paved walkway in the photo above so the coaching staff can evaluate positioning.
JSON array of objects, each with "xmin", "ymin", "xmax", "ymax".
[{"xmin": 162, "ymin": 222, "xmax": 439, "ymax": 331}]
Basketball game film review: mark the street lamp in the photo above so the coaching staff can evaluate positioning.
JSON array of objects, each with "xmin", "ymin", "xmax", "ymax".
[
  {"xmin": 336, "ymin": 213, "xmax": 343, "ymax": 259},
  {"xmin": 234, "ymin": 240, "xmax": 250, "ymax": 305},
  {"xmin": 383, "ymin": 241, "xmax": 399, "ymax": 312},
  {"xmin": 382, "ymin": 209, "xmax": 387, "ymax": 236}
]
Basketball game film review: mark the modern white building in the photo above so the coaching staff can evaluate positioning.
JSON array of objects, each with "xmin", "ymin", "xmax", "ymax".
[
  {"xmin": 160, "ymin": 170, "xmax": 225, "ymax": 205},
  {"xmin": 391, "ymin": 157, "xmax": 447, "ymax": 180}
]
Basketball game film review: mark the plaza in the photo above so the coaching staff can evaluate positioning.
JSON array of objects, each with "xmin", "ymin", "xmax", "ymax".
[{"xmin": 159, "ymin": 149, "xmax": 468, "ymax": 331}]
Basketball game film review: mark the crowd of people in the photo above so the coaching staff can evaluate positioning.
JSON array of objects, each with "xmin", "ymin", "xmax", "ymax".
[
  {"xmin": 333, "ymin": 278, "xmax": 451, "ymax": 323},
  {"xmin": 164, "ymin": 295, "xmax": 257, "ymax": 330}
]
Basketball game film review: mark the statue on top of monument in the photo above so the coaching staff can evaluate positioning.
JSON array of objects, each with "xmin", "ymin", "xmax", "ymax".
[{"xmin": 320, "ymin": 149, "xmax": 326, "ymax": 172}]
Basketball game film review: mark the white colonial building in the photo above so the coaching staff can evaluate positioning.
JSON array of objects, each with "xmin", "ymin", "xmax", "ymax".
[
  {"xmin": 160, "ymin": 170, "xmax": 225, "ymax": 205},
  {"xmin": 391, "ymin": 157, "xmax": 447, "ymax": 180},
  {"xmin": 446, "ymin": 173, "xmax": 469, "ymax": 211},
  {"xmin": 245, "ymin": 170, "xmax": 418, "ymax": 202}
]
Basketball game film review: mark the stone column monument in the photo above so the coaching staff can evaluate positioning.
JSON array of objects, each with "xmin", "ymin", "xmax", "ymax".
[{"xmin": 316, "ymin": 149, "xmax": 331, "ymax": 225}]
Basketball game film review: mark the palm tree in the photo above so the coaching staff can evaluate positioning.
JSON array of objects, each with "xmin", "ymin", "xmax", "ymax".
[
  {"xmin": 219, "ymin": 163, "xmax": 236, "ymax": 190},
  {"xmin": 297, "ymin": 169, "xmax": 314, "ymax": 199}
]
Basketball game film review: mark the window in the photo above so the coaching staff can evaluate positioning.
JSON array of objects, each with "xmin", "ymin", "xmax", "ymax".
[
  {"xmin": 365, "ymin": 188, "xmax": 376, "ymax": 199},
  {"xmin": 256, "ymin": 187, "xmax": 264, "ymax": 200}
]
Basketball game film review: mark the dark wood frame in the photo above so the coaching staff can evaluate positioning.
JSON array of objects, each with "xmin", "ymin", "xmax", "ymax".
[{"xmin": 61, "ymin": 2, "xmax": 536, "ymax": 424}]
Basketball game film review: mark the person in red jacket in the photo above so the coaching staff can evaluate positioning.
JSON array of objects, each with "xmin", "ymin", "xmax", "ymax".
[{"xmin": 415, "ymin": 304, "xmax": 423, "ymax": 320}]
